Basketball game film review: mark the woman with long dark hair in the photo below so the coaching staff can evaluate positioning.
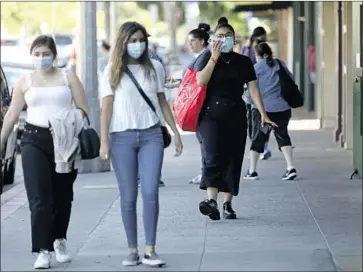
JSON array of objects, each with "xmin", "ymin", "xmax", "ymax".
[
  {"xmin": 99, "ymin": 21, "xmax": 183, "ymax": 267},
  {"xmin": 244, "ymin": 42, "xmax": 297, "ymax": 181},
  {"xmin": 186, "ymin": 23, "xmax": 211, "ymax": 185},
  {"xmin": 193, "ymin": 17, "xmax": 275, "ymax": 221}
]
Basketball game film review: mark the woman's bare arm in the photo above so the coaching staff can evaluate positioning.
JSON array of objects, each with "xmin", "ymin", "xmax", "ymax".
[
  {"xmin": 67, "ymin": 70, "xmax": 89, "ymax": 115},
  {"xmin": 196, "ymin": 61, "xmax": 217, "ymax": 86},
  {"xmin": 100, "ymin": 95, "xmax": 113, "ymax": 144},
  {"xmin": 248, "ymin": 80, "xmax": 267, "ymax": 117},
  {"xmin": 196, "ymin": 40, "xmax": 222, "ymax": 86}
]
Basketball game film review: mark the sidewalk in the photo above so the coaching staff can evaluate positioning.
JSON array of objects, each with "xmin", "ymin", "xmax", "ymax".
[{"xmin": 1, "ymin": 127, "xmax": 362, "ymax": 271}]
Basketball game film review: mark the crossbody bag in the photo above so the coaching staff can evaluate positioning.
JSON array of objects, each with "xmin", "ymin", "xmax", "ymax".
[{"xmin": 125, "ymin": 67, "xmax": 172, "ymax": 148}]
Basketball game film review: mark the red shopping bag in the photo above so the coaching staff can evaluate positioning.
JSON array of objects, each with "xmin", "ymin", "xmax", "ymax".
[{"xmin": 172, "ymin": 67, "xmax": 207, "ymax": 132}]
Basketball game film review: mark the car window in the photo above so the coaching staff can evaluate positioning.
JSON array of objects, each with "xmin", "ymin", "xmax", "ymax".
[
  {"xmin": 54, "ymin": 36, "xmax": 73, "ymax": 46},
  {"xmin": 0, "ymin": 66, "xmax": 11, "ymax": 108},
  {"xmin": 3, "ymin": 67, "xmax": 32, "ymax": 93},
  {"xmin": 3, "ymin": 70, "xmax": 21, "ymax": 92},
  {"xmin": 1, "ymin": 40, "xmax": 18, "ymax": 46}
]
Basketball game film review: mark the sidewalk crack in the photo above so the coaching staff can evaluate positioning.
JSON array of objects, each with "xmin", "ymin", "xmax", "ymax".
[
  {"xmin": 63, "ymin": 194, "xmax": 120, "ymax": 271},
  {"xmin": 197, "ymin": 218, "xmax": 208, "ymax": 271},
  {"xmin": 295, "ymin": 180, "xmax": 343, "ymax": 272}
]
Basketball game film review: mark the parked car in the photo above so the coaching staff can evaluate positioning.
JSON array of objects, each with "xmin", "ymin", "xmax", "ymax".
[
  {"xmin": 51, "ymin": 34, "xmax": 74, "ymax": 68},
  {"xmin": 2, "ymin": 62, "xmax": 33, "ymax": 142},
  {"xmin": 0, "ymin": 65, "xmax": 18, "ymax": 194}
]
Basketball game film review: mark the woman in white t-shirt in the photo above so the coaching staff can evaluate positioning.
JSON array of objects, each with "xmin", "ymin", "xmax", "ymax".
[{"xmin": 99, "ymin": 22, "xmax": 183, "ymax": 267}]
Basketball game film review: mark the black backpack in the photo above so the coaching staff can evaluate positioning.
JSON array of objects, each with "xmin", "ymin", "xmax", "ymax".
[{"xmin": 275, "ymin": 59, "xmax": 304, "ymax": 108}]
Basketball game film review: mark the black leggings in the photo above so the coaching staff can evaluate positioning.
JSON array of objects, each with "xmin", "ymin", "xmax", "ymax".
[
  {"xmin": 248, "ymin": 105, "xmax": 270, "ymax": 144},
  {"xmin": 246, "ymin": 104, "xmax": 253, "ymax": 140},
  {"xmin": 250, "ymin": 109, "xmax": 292, "ymax": 153},
  {"xmin": 21, "ymin": 123, "xmax": 77, "ymax": 253}
]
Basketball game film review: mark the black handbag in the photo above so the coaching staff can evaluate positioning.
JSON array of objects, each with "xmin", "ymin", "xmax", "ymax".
[
  {"xmin": 78, "ymin": 109, "xmax": 101, "ymax": 160},
  {"xmin": 276, "ymin": 59, "xmax": 304, "ymax": 108},
  {"xmin": 125, "ymin": 67, "xmax": 172, "ymax": 148}
]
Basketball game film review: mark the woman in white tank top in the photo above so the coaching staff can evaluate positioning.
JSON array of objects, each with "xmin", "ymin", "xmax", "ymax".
[{"xmin": 0, "ymin": 35, "xmax": 89, "ymax": 269}]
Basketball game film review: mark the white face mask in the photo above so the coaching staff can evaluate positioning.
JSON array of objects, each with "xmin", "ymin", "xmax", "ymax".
[
  {"xmin": 127, "ymin": 42, "xmax": 146, "ymax": 59},
  {"xmin": 32, "ymin": 56, "xmax": 53, "ymax": 70}
]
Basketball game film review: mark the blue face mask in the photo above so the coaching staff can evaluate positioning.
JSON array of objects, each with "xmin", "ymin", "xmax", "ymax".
[
  {"xmin": 221, "ymin": 37, "xmax": 234, "ymax": 53},
  {"xmin": 127, "ymin": 42, "xmax": 146, "ymax": 59}
]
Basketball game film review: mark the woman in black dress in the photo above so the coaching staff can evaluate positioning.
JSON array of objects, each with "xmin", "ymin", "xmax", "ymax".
[{"xmin": 194, "ymin": 17, "xmax": 276, "ymax": 220}]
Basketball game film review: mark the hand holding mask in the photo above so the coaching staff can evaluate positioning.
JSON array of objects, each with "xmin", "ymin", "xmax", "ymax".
[{"xmin": 208, "ymin": 35, "xmax": 234, "ymax": 53}]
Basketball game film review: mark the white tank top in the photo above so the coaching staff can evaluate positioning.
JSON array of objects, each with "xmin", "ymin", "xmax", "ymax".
[{"xmin": 24, "ymin": 69, "xmax": 73, "ymax": 128}]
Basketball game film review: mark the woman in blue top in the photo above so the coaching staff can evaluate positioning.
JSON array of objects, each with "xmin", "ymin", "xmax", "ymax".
[
  {"xmin": 242, "ymin": 27, "xmax": 272, "ymax": 160},
  {"xmin": 244, "ymin": 42, "xmax": 297, "ymax": 181}
]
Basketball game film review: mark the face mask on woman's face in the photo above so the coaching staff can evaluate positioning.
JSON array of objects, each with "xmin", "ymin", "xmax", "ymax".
[
  {"xmin": 221, "ymin": 37, "xmax": 234, "ymax": 53},
  {"xmin": 32, "ymin": 56, "xmax": 53, "ymax": 70},
  {"xmin": 127, "ymin": 42, "xmax": 146, "ymax": 59}
]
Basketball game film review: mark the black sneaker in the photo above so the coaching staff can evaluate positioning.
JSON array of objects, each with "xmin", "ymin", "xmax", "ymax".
[
  {"xmin": 199, "ymin": 199, "xmax": 220, "ymax": 221},
  {"xmin": 244, "ymin": 171, "xmax": 259, "ymax": 180},
  {"xmin": 282, "ymin": 168, "xmax": 297, "ymax": 180},
  {"xmin": 159, "ymin": 180, "xmax": 165, "ymax": 187},
  {"xmin": 223, "ymin": 202, "xmax": 237, "ymax": 219}
]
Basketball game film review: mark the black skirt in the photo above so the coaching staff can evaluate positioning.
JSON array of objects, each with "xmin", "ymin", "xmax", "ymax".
[{"xmin": 198, "ymin": 96, "xmax": 247, "ymax": 196}]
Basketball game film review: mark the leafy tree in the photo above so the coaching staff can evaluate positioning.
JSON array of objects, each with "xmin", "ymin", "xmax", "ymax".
[
  {"xmin": 198, "ymin": 2, "xmax": 248, "ymax": 37},
  {"xmin": 1, "ymin": 2, "xmax": 77, "ymax": 35}
]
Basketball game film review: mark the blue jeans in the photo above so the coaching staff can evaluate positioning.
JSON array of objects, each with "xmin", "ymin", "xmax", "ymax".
[{"xmin": 110, "ymin": 125, "xmax": 164, "ymax": 248}]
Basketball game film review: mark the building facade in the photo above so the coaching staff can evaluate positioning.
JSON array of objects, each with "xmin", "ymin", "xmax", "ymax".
[
  {"xmin": 233, "ymin": 1, "xmax": 363, "ymax": 177},
  {"xmin": 292, "ymin": 1, "xmax": 362, "ymax": 177}
]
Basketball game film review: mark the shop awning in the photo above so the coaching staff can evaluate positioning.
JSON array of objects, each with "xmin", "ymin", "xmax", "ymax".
[{"xmin": 232, "ymin": 1, "xmax": 293, "ymax": 12}]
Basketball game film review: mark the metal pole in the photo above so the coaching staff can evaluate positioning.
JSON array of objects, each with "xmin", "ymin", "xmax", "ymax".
[
  {"xmin": 51, "ymin": 3, "xmax": 56, "ymax": 36},
  {"xmin": 109, "ymin": 2, "xmax": 118, "ymax": 44},
  {"xmin": 163, "ymin": 2, "xmax": 178, "ymax": 64},
  {"xmin": 104, "ymin": 1, "xmax": 111, "ymax": 41},
  {"xmin": 78, "ymin": 1, "xmax": 110, "ymax": 173}
]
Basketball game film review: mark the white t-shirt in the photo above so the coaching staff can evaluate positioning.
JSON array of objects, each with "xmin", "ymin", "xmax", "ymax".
[{"xmin": 100, "ymin": 59, "xmax": 166, "ymax": 133}]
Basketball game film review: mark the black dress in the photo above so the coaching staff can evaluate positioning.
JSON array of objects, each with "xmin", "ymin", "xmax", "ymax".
[{"xmin": 193, "ymin": 50, "xmax": 257, "ymax": 196}]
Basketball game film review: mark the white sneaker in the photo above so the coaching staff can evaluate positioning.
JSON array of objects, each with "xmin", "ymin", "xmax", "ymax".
[
  {"xmin": 142, "ymin": 252, "xmax": 166, "ymax": 267},
  {"xmin": 54, "ymin": 238, "xmax": 71, "ymax": 263},
  {"xmin": 34, "ymin": 250, "xmax": 51, "ymax": 269},
  {"xmin": 189, "ymin": 174, "xmax": 202, "ymax": 184}
]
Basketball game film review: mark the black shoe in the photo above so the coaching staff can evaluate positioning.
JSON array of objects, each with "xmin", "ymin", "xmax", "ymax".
[
  {"xmin": 199, "ymin": 199, "xmax": 220, "ymax": 221},
  {"xmin": 159, "ymin": 180, "xmax": 165, "ymax": 187},
  {"xmin": 282, "ymin": 168, "xmax": 297, "ymax": 180},
  {"xmin": 244, "ymin": 171, "xmax": 259, "ymax": 180},
  {"xmin": 223, "ymin": 201, "xmax": 237, "ymax": 219}
]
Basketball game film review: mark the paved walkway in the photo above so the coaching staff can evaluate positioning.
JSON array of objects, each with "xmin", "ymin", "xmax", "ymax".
[{"xmin": 1, "ymin": 127, "xmax": 362, "ymax": 271}]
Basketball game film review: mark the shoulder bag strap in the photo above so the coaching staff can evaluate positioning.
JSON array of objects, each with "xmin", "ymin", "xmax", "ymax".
[
  {"xmin": 275, "ymin": 59, "xmax": 286, "ymax": 74},
  {"xmin": 124, "ymin": 66, "xmax": 157, "ymax": 114}
]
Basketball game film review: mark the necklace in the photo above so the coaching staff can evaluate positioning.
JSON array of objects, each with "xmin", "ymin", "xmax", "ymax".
[{"xmin": 220, "ymin": 54, "xmax": 233, "ymax": 64}]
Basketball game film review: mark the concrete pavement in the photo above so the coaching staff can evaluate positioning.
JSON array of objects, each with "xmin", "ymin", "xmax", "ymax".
[{"xmin": 1, "ymin": 127, "xmax": 362, "ymax": 271}]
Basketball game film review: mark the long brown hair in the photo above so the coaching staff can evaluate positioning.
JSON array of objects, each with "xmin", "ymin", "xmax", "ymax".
[{"xmin": 110, "ymin": 21, "xmax": 155, "ymax": 90}]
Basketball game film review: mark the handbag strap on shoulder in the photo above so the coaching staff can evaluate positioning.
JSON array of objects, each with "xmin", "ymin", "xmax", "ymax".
[{"xmin": 125, "ymin": 66, "xmax": 157, "ymax": 115}]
